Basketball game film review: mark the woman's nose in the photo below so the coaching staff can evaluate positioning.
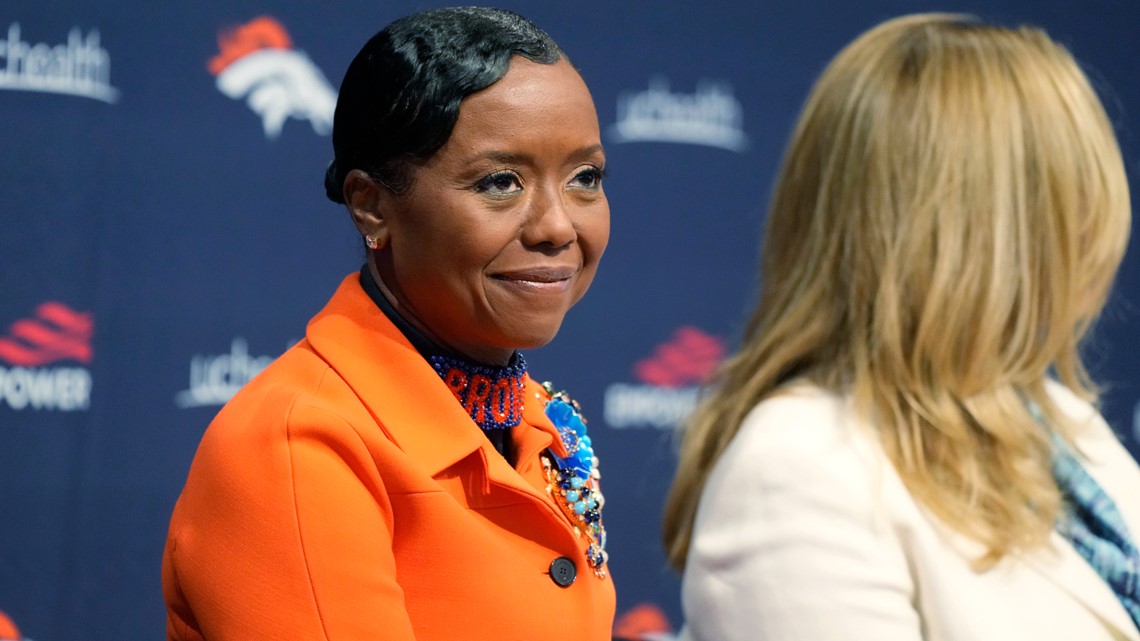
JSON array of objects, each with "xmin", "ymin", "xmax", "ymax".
[{"xmin": 521, "ymin": 187, "xmax": 577, "ymax": 251}]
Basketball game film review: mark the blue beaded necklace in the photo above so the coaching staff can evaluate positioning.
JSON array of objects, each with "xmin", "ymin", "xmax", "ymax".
[{"xmin": 427, "ymin": 352, "xmax": 527, "ymax": 431}]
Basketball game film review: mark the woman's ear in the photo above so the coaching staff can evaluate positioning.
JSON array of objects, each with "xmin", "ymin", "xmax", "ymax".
[{"xmin": 343, "ymin": 169, "xmax": 391, "ymax": 249}]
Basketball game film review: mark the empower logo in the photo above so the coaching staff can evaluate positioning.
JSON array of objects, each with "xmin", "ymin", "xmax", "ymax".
[
  {"xmin": 0, "ymin": 23, "xmax": 119, "ymax": 103},
  {"xmin": 208, "ymin": 16, "xmax": 335, "ymax": 139},
  {"xmin": 609, "ymin": 77, "xmax": 748, "ymax": 152},
  {"xmin": 0, "ymin": 302, "xmax": 92, "ymax": 411},
  {"xmin": 604, "ymin": 327, "xmax": 724, "ymax": 429}
]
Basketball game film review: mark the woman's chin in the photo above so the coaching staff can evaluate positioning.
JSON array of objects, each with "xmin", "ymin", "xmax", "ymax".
[{"xmin": 502, "ymin": 321, "xmax": 566, "ymax": 352}]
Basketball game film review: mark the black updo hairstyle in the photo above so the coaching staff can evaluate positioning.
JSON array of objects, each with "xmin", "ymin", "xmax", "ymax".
[{"xmin": 324, "ymin": 6, "xmax": 565, "ymax": 203}]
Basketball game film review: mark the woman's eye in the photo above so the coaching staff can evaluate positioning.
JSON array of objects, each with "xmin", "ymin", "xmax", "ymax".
[
  {"xmin": 570, "ymin": 166, "xmax": 606, "ymax": 190},
  {"xmin": 475, "ymin": 172, "xmax": 522, "ymax": 195}
]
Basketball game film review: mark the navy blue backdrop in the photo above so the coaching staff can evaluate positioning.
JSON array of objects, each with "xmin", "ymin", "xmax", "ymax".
[{"xmin": 2, "ymin": 1, "xmax": 1138, "ymax": 639}]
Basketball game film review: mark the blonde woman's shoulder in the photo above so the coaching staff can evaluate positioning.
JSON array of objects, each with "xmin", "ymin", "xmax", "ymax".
[
  {"xmin": 733, "ymin": 380, "xmax": 872, "ymax": 452},
  {"xmin": 711, "ymin": 380, "xmax": 900, "ymax": 506},
  {"xmin": 684, "ymin": 382, "xmax": 923, "ymax": 641},
  {"xmin": 1044, "ymin": 378, "xmax": 1096, "ymax": 418},
  {"xmin": 1043, "ymin": 378, "xmax": 1121, "ymax": 442}
]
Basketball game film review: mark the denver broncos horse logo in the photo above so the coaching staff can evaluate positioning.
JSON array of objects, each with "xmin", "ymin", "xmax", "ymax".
[{"xmin": 208, "ymin": 16, "xmax": 335, "ymax": 139}]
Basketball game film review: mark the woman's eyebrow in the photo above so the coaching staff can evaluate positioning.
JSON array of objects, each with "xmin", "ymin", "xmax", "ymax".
[{"xmin": 471, "ymin": 145, "xmax": 605, "ymax": 165}]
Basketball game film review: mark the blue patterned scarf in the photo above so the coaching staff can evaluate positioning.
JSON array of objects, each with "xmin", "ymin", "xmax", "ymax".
[{"xmin": 1053, "ymin": 440, "xmax": 1140, "ymax": 631}]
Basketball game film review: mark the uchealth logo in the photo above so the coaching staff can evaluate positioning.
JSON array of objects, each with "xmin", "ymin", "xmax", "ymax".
[
  {"xmin": 608, "ymin": 76, "xmax": 748, "ymax": 152},
  {"xmin": 604, "ymin": 326, "xmax": 725, "ymax": 429},
  {"xmin": 0, "ymin": 302, "xmax": 93, "ymax": 412},
  {"xmin": 175, "ymin": 338, "xmax": 279, "ymax": 408},
  {"xmin": 613, "ymin": 603, "xmax": 677, "ymax": 641},
  {"xmin": 208, "ymin": 16, "xmax": 335, "ymax": 140},
  {"xmin": 0, "ymin": 23, "xmax": 119, "ymax": 103}
]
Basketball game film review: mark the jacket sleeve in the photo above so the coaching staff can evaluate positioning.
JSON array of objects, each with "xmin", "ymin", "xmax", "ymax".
[
  {"xmin": 679, "ymin": 398, "xmax": 923, "ymax": 641},
  {"xmin": 165, "ymin": 395, "xmax": 417, "ymax": 641}
]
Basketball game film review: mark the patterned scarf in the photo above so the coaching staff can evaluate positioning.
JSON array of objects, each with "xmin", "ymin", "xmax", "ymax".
[{"xmin": 1053, "ymin": 440, "xmax": 1140, "ymax": 631}]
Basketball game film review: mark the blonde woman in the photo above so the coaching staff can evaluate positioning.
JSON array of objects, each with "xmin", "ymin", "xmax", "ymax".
[{"xmin": 663, "ymin": 13, "xmax": 1139, "ymax": 641}]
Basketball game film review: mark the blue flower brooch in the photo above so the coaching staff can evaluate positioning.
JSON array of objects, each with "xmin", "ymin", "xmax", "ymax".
[{"xmin": 541, "ymin": 382, "xmax": 608, "ymax": 578}]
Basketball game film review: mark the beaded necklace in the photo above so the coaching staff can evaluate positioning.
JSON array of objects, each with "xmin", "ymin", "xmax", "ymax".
[{"xmin": 428, "ymin": 353, "xmax": 527, "ymax": 431}]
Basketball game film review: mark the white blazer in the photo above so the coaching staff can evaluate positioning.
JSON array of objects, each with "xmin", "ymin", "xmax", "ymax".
[{"xmin": 679, "ymin": 381, "xmax": 1140, "ymax": 641}]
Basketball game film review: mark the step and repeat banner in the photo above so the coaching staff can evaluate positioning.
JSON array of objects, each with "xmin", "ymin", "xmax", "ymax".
[{"xmin": 2, "ymin": 1, "xmax": 1138, "ymax": 639}]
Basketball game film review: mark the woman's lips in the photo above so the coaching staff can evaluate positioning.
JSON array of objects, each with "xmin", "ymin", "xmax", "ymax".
[{"xmin": 491, "ymin": 266, "xmax": 577, "ymax": 293}]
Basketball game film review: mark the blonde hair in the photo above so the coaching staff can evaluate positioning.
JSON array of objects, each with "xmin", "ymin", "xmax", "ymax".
[{"xmin": 663, "ymin": 13, "xmax": 1131, "ymax": 569}]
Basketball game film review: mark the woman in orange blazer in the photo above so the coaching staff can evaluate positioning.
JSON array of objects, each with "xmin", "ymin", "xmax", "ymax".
[{"xmin": 162, "ymin": 8, "xmax": 614, "ymax": 640}]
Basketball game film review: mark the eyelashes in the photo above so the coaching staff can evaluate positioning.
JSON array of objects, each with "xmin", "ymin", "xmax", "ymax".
[
  {"xmin": 474, "ymin": 171, "xmax": 523, "ymax": 196},
  {"xmin": 570, "ymin": 166, "xmax": 607, "ymax": 190},
  {"xmin": 473, "ymin": 166, "xmax": 607, "ymax": 198}
]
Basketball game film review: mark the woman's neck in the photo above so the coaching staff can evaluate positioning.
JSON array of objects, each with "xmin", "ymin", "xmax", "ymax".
[{"xmin": 365, "ymin": 259, "xmax": 514, "ymax": 366}]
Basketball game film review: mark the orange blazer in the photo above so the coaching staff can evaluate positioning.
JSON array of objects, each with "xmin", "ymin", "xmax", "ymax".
[{"xmin": 162, "ymin": 275, "xmax": 616, "ymax": 640}]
